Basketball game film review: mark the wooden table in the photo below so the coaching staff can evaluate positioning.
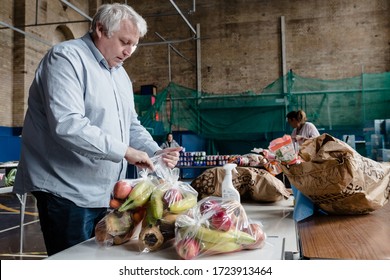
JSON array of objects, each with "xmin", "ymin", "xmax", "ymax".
[{"xmin": 297, "ymin": 200, "xmax": 390, "ymax": 259}]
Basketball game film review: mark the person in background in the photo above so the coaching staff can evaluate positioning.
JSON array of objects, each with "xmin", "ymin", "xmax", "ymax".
[
  {"xmin": 13, "ymin": 3, "xmax": 181, "ymax": 256},
  {"xmin": 160, "ymin": 132, "xmax": 181, "ymax": 149},
  {"xmin": 287, "ymin": 110, "xmax": 320, "ymax": 146}
]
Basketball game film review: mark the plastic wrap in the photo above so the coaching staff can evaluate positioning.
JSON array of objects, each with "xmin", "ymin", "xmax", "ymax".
[
  {"xmin": 138, "ymin": 164, "xmax": 198, "ymax": 252},
  {"xmin": 94, "ymin": 208, "xmax": 144, "ymax": 246},
  {"xmin": 4, "ymin": 168, "xmax": 17, "ymax": 187},
  {"xmin": 268, "ymin": 134, "xmax": 301, "ymax": 166},
  {"xmin": 116, "ymin": 173, "xmax": 160, "ymax": 212},
  {"xmin": 174, "ymin": 196, "xmax": 266, "ymax": 260},
  {"xmin": 95, "ymin": 170, "xmax": 160, "ymax": 247},
  {"xmin": 228, "ymin": 154, "xmax": 267, "ymax": 167}
]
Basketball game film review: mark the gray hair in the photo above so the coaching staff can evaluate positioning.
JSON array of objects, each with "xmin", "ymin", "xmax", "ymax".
[{"xmin": 90, "ymin": 3, "xmax": 147, "ymax": 38}]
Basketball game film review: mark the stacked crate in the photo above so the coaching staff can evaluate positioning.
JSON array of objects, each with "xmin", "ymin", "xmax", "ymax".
[{"xmin": 364, "ymin": 119, "xmax": 390, "ymax": 162}]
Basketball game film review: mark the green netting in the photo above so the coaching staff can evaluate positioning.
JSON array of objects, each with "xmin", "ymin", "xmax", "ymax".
[{"xmin": 135, "ymin": 70, "xmax": 390, "ymax": 143}]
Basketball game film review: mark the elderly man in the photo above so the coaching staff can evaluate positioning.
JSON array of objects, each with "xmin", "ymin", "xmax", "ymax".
[{"xmin": 13, "ymin": 3, "xmax": 181, "ymax": 256}]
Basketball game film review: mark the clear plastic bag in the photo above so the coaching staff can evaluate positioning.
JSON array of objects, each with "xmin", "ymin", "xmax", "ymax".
[
  {"xmin": 95, "ymin": 169, "xmax": 159, "ymax": 247},
  {"xmin": 228, "ymin": 154, "xmax": 267, "ymax": 167},
  {"xmin": 138, "ymin": 160, "xmax": 198, "ymax": 252},
  {"xmin": 116, "ymin": 172, "xmax": 160, "ymax": 213},
  {"xmin": 268, "ymin": 134, "xmax": 301, "ymax": 165},
  {"xmin": 94, "ymin": 208, "xmax": 143, "ymax": 247},
  {"xmin": 174, "ymin": 196, "xmax": 266, "ymax": 260}
]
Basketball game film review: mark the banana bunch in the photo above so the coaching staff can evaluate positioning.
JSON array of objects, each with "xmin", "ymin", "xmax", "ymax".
[
  {"xmin": 174, "ymin": 196, "xmax": 266, "ymax": 260},
  {"xmin": 138, "ymin": 182, "xmax": 198, "ymax": 252},
  {"xmin": 118, "ymin": 178, "xmax": 158, "ymax": 212},
  {"xmin": 96, "ymin": 176, "xmax": 159, "ymax": 247},
  {"xmin": 175, "ymin": 224, "xmax": 257, "ymax": 259},
  {"xmin": 193, "ymin": 225, "xmax": 256, "ymax": 245}
]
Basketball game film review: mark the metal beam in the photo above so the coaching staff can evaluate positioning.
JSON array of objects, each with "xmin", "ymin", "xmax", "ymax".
[
  {"xmin": 60, "ymin": 0, "xmax": 92, "ymax": 21},
  {"xmin": 169, "ymin": 0, "xmax": 196, "ymax": 35},
  {"xmin": 281, "ymin": 16, "xmax": 287, "ymax": 94},
  {"xmin": 0, "ymin": 20, "xmax": 52, "ymax": 46},
  {"xmin": 138, "ymin": 36, "xmax": 196, "ymax": 47},
  {"xmin": 196, "ymin": 23, "xmax": 201, "ymax": 94},
  {"xmin": 0, "ymin": 20, "xmax": 89, "ymax": 30},
  {"xmin": 155, "ymin": 32, "xmax": 195, "ymax": 66},
  {"xmin": 168, "ymin": 43, "xmax": 172, "ymax": 81}
]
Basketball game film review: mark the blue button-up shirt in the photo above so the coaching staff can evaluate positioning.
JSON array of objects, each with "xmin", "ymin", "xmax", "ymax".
[{"xmin": 13, "ymin": 33, "xmax": 160, "ymax": 207}]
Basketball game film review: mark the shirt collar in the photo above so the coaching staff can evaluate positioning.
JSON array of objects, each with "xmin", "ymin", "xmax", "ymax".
[{"xmin": 81, "ymin": 32, "xmax": 123, "ymax": 71}]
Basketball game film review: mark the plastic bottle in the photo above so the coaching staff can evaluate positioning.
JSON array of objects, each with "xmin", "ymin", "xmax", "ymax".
[{"xmin": 221, "ymin": 163, "xmax": 240, "ymax": 203}]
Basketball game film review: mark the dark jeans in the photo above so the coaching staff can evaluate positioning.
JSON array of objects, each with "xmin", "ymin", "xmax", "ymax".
[{"xmin": 32, "ymin": 191, "xmax": 107, "ymax": 256}]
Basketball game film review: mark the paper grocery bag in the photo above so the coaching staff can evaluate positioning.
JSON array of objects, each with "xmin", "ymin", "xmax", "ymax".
[
  {"xmin": 281, "ymin": 133, "xmax": 390, "ymax": 214},
  {"xmin": 190, "ymin": 167, "xmax": 291, "ymax": 202}
]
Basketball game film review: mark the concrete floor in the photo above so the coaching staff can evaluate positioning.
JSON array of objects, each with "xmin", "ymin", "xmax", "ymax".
[{"xmin": 0, "ymin": 192, "xmax": 47, "ymax": 260}]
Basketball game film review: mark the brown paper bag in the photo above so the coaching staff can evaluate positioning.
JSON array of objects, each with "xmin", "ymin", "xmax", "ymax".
[
  {"xmin": 281, "ymin": 133, "xmax": 390, "ymax": 214},
  {"xmin": 190, "ymin": 166, "xmax": 291, "ymax": 202}
]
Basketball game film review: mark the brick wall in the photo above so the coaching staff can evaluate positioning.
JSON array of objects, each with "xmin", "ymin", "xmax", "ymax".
[
  {"xmin": 0, "ymin": 0, "xmax": 92, "ymax": 127},
  {"xmin": 127, "ymin": 0, "xmax": 390, "ymax": 93},
  {"xmin": 0, "ymin": 0, "xmax": 389, "ymax": 127},
  {"xmin": 0, "ymin": 0, "xmax": 14, "ymax": 127}
]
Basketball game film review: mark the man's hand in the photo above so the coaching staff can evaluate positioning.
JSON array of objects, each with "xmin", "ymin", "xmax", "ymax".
[
  {"xmin": 155, "ymin": 147, "xmax": 182, "ymax": 168},
  {"xmin": 124, "ymin": 147, "xmax": 154, "ymax": 171}
]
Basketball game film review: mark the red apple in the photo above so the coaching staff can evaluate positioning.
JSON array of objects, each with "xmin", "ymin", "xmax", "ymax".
[
  {"xmin": 176, "ymin": 237, "xmax": 200, "ymax": 260},
  {"xmin": 199, "ymin": 199, "xmax": 221, "ymax": 215},
  {"xmin": 163, "ymin": 188, "xmax": 183, "ymax": 206},
  {"xmin": 210, "ymin": 208, "xmax": 232, "ymax": 231},
  {"xmin": 113, "ymin": 179, "xmax": 133, "ymax": 200},
  {"xmin": 242, "ymin": 223, "xmax": 266, "ymax": 250}
]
